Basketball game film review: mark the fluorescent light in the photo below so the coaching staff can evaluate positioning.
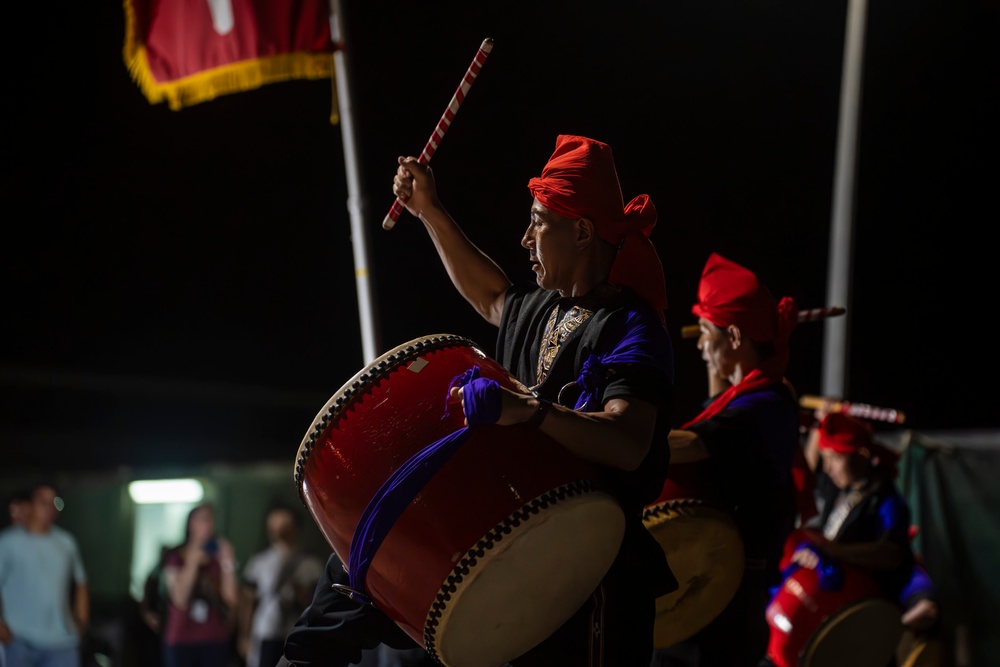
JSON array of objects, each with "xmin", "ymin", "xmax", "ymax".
[{"xmin": 128, "ymin": 479, "xmax": 204, "ymax": 504}]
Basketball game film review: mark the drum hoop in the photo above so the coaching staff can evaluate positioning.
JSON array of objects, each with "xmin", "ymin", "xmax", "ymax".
[
  {"xmin": 899, "ymin": 638, "xmax": 930, "ymax": 667},
  {"xmin": 801, "ymin": 596, "xmax": 902, "ymax": 666},
  {"xmin": 293, "ymin": 333, "xmax": 482, "ymax": 496},
  {"xmin": 421, "ymin": 479, "xmax": 601, "ymax": 665},
  {"xmin": 642, "ymin": 498, "xmax": 708, "ymax": 522},
  {"xmin": 645, "ymin": 499, "xmax": 745, "ymax": 648}
]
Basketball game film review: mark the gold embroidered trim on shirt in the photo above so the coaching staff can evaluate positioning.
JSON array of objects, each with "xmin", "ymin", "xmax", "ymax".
[{"xmin": 535, "ymin": 303, "xmax": 593, "ymax": 386}]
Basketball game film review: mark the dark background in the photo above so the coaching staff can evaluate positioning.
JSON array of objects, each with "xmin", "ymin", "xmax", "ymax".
[{"xmin": 3, "ymin": 0, "xmax": 997, "ymax": 473}]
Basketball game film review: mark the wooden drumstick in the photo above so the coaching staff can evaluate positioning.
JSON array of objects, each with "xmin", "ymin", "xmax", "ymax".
[
  {"xmin": 799, "ymin": 394, "xmax": 907, "ymax": 424},
  {"xmin": 680, "ymin": 306, "xmax": 847, "ymax": 339},
  {"xmin": 383, "ymin": 38, "xmax": 494, "ymax": 230}
]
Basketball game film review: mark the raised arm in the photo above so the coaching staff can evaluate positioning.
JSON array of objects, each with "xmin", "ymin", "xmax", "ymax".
[
  {"xmin": 217, "ymin": 538, "xmax": 240, "ymax": 611},
  {"xmin": 803, "ymin": 400, "xmax": 835, "ymax": 473},
  {"xmin": 393, "ymin": 156, "xmax": 512, "ymax": 326},
  {"xmin": 165, "ymin": 547, "xmax": 202, "ymax": 610}
]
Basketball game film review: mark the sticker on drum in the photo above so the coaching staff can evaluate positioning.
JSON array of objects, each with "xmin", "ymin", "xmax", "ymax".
[
  {"xmin": 643, "ymin": 498, "xmax": 745, "ymax": 648},
  {"xmin": 294, "ymin": 334, "xmax": 626, "ymax": 667}
]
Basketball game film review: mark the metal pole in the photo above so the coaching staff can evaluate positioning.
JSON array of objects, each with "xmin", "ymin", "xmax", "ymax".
[
  {"xmin": 822, "ymin": 0, "xmax": 869, "ymax": 398},
  {"xmin": 330, "ymin": 0, "xmax": 381, "ymax": 363}
]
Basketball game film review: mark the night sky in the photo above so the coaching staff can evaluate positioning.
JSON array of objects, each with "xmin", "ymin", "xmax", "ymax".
[{"xmin": 3, "ymin": 0, "xmax": 998, "ymax": 473}]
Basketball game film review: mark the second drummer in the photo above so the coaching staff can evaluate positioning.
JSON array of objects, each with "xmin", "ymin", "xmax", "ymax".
[{"xmin": 652, "ymin": 253, "xmax": 802, "ymax": 667}]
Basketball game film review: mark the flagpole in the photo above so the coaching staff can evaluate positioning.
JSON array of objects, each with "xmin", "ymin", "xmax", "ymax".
[
  {"xmin": 330, "ymin": 0, "xmax": 381, "ymax": 363},
  {"xmin": 822, "ymin": 0, "xmax": 868, "ymax": 399}
]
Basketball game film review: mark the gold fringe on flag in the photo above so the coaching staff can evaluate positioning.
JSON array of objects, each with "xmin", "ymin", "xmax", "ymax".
[{"xmin": 122, "ymin": 0, "xmax": 338, "ymax": 123}]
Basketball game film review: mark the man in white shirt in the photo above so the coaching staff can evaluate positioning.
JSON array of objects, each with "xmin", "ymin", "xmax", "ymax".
[{"xmin": 238, "ymin": 504, "xmax": 324, "ymax": 667}]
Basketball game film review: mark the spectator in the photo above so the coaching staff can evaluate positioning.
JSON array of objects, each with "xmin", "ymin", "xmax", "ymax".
[
  {"xmin": 160, "ymin": 503, "xmax": 238, "ymax": 667},
  {"xmin": 0, "ymin": 482, "xmax": 89, "ymax": 667},
  {"xmin": 237, "ymin": 504, "xmax": 324, "ymax": 667}
]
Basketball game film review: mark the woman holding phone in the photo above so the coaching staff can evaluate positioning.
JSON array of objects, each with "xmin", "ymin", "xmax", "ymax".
[{"xmin": 161, "ymin": 502, "xmax": 239, "ymax": 667}]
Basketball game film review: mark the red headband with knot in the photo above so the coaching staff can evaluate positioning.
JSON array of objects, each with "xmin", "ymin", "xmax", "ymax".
[
  {"xmin": 817, "ymin": 412, "xmax": 874, "ymax": 454},
  {"xmin": 818, "ymin": 412, "xmax": 900, "ymax": 476},
  {"xmin": 527, "ymin": 134, "xmax": 667, "ymax": 316},
  {"xmin": 691, "ymin": 252, "xmax": 797, "ymax": 343},
  {"xmin": 691, "ymin": 253, "xmax": 797, "ymax": 381}
]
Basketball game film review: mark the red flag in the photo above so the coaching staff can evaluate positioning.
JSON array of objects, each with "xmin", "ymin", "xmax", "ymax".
[{"xmin": 123, "ymin": 0, "xmax": 338, "ymax": 117}]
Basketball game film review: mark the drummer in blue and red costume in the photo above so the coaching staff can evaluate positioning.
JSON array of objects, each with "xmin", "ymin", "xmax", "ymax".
[
  {"xmin": 279, "ymin": 134, "xmax": 679, "ymax": 667},
  {"xmin": 795, "ymin": 412, "xmax": 915, "ymax": 604}
]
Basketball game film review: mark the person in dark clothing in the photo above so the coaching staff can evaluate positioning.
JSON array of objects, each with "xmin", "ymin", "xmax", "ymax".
[
  {"xmin": 760, "ymin": 411, "xmax": 916, "ymax": 667},
  {"xmin": 278, "ymin": 134, "xmax": 677, "ymax": 666},
  {"xmin": 797, "ymin": 412, "xmax": 914, "ymax": 602},
  {"xmin": 652, "ymin": 253, "xmax": 802, "ymax": 667},
  {"xmin": 278, "ymin": 553, "xmax": 432, "ymax": 667}
]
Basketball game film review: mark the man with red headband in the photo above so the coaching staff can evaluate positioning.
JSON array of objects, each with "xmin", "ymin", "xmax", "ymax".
[
  {"xmin": 652, "ymin": 253, "xmax": 802, "ymax": 667},
  {"xmin": 278, "ymin": 135, "xmax": 677, "ymax": 667}
]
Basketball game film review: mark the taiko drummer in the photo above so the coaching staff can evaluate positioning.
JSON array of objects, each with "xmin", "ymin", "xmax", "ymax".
[{"xmin": 281, "ymin": 134, "xmax": 679, "ymax": 667}]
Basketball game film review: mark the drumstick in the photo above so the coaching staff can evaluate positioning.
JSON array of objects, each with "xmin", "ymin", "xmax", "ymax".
[
  {"xmin": 382, "ymin": 37, "xmax": 494, "ymax": 230},
  {"xmin": 799, "ymin": 394, "xmax": 907, "ymax": 424},
  {"xmin": 680, "ymin": 306, "xmax": 847, "ymax": 339}
]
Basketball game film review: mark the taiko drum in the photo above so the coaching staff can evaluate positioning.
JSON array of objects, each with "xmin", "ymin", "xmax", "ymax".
[{"xmin": 294, "ymin": 334, "xmax": 626, "ymax": 667}]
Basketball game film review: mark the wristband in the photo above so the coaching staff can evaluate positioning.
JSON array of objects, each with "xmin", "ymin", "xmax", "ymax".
[{"xmin": 525, "ymin": 396, "xmax": 552, "ymax": 427}]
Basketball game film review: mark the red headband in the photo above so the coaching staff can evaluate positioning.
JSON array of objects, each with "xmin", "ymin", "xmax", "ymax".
[
  {"xmin": 817, "ymin": 412, "xmax": 874, "ymax": 454},
  {"xmin": 818, "ymin": 412, "xmax": 900, "ymax": 477},
  {"xmin": 527, "ymin": 135, "xmax": 667, "ymax": 315},
  {"xmin": 691, "ymin": 253, "xmax": 796, "ymax": 344}
]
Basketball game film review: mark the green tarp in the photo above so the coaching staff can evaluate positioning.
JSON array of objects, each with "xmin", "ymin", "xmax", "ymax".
[{"xmin": 898, "ymin": 430, "xmax": 1000, "ymax": 667}]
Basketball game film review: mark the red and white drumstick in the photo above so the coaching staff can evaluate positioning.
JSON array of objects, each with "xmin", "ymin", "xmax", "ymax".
[
  {"xmin": 795, "ymin": 306, "xmax": 847, "ymax": 323},
  {"xmin": 680, "ymin": 306, "xmax": 846, "ymax": 339},
  {"xmin": 799, "ymin": 395, "xmax": 907, "ymax": 424},
  {"xmin": 382, "ymin": 38, "xmax": 494, "ymax": 231}
]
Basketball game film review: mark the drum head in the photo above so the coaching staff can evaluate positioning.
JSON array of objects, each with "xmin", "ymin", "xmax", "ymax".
[
  {"xmin": 643, "ymin": 501, "xmax": 744, "ymax": 648},
  {"xmin": 802, "ymin": 597, "xmax": 903, "ymax": 667},
  {"xmin": 435, "ymin": 491, "xmax": 625, "ymax": 667}
]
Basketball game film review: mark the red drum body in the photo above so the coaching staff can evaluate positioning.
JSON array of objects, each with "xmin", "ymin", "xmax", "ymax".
[
  {"xmin": 294, "ymin": 334, "xmax": 626, "ymax": 667},
  {"xmin": 642, "ymin": 462, "xmax": 745, "ymax": 648},
  {"xmin": 766, "ymin": 560, "xmax": 903, "ymax": 667}
]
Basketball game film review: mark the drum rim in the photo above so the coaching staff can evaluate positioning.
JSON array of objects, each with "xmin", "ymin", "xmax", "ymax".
[
  {"xmin": 898, "ymin": 636, "xmax": 933, "ymax": 667},
  {"xmin": 643, "ymin": 501, "xmax": 746, "ymax": 648},
  {"xmin": 423, "ymin": 479, "xmax": 623, "ymax": 666},
  {"xmin": 643, "ymin": 497, "xmax": 733, "ymax": 522},
  {"xmin": 292, "ymin": 333, "xmax": 482, "ymax": 495},
  {"xmin": 800, "ymin": 596, "xmax": 903, "ymax": 667}
]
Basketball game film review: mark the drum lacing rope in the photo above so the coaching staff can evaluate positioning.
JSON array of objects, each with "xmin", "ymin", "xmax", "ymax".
[{"xmin": 345, "ymin": 363, "xmax": 503, "ymax": 605}]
